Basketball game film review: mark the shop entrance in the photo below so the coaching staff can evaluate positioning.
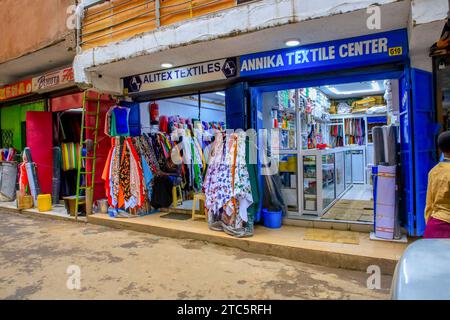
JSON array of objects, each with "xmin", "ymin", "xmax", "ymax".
[
  {"xmin": 113, "ymin": 91, "xmax": 227, "ymax": 214},
  {"xmin": 252, "ymin": 70, "xmax": 406, "ymax": 227}
]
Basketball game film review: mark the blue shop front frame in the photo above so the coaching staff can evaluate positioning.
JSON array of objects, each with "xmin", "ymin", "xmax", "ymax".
[
  {"xmin": 224, "ymin": 29, "xmax": 436, "ymax": 236},
  {"xmin": 230, "ymin": 68, "xmax": 435, "ymax": 237}
]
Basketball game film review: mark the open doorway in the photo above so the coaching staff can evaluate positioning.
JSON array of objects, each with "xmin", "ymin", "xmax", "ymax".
[
  {"xmin": 259, "ymin": 78, "xmax": 400, "ymax": 225},
  {"xmin": 139, "ymin": 91, "xmax": 227, "ymax": 212}
]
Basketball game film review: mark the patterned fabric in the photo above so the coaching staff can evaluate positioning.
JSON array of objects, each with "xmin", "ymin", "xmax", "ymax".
[
  {"xmin": 204, "ymin": 133, "xmax": 232, "ymax": 221},
  {"xmin": 111, "ymin": 138, "xmax": 121, "ymax": 207},
  {"xmin": 139, "ymin": 135, "xmax": 160, "ymax": 174},
  {"xmin": 103, "ymin": 137, "xmax": 145, "ymax": 212},
  {"xmin": 120, "ymin": 143, "xmax": 131, "ymax": 202},
  {"xmin": 205, "ymin": 132, "xmax": 254, "ymax": 236}
]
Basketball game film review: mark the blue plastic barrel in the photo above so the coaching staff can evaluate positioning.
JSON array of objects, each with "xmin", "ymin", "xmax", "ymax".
[{"xmin": 262, "ymin": 209, "xmax": 282, "ymax": 229}]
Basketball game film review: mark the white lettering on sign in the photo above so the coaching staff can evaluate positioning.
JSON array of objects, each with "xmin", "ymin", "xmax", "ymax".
[
  {"xmin": 241, "ymin": 54, "xmax": 284, "ymax": 72},
  {"xmin": 241, "ymin": 37, "xmax": 392, "ymax": 73},
  {"xmin": 125, "ymin": 58, "xmax": 238, "ymax": 93}
]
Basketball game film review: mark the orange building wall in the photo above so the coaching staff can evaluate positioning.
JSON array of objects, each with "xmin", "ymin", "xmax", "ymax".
[
  {"xmin": 82, "ymin": 0, "xmax": 236, "ymax": 49},
  {"xmin": 0, "ymin": 0, "xmax": 76, "ymax": 64}
]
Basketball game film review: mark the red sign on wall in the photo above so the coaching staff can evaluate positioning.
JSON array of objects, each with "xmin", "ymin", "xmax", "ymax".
[{"xmin": 0, "ymin": 79, "xmax": 33, "ymax": 101}]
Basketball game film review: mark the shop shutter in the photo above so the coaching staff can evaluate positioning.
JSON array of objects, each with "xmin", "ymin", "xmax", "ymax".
[
  {"xmin": 225, "ymin": 82, "xmax": 248, "ymax": 130},
  {"xmin": 411, "ymin": 69, "xmax": 438, "ymax": 236}
]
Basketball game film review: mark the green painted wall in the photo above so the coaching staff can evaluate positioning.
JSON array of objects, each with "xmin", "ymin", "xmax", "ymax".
[{"xmin": 0, "ymin": 100, "xmax": 45, "ymax": 151}]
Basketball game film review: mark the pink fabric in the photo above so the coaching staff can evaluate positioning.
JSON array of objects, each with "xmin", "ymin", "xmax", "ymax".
[{"xmin": 424, "ymin": 216, "xmax": 450, "ymax": 238}]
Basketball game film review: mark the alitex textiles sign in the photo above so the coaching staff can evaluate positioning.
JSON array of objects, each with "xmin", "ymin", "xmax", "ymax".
[
  {"xmin": 123, "ymin": 58, "xmax": 238, "ymax": 94},
  {"xmin": 32, "ymin": 67, "xmax": 75, "ymax": 93}
]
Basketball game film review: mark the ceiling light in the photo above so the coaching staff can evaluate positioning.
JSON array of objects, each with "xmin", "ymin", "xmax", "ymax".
[
  {"xmin": 285, "ymin": 39, "xmax": 300, "ymax": 47},
  {"xmin": 326, "ymin": 87, "xmax": 374, "ymax": 95},
  {"xmin": 371, "ymin": 81, "xmax": 381, "ymax": 91},
  {"xmin": 325, "ymin": 87, "xmax": 380, "ymax": 96},
  {"xmin": 324, "ymin": 81, "xmax": 384, "ymax": 96},
  {"xmin": 161, "ymin": 63, "xmax": 173, "ymax": 69}
]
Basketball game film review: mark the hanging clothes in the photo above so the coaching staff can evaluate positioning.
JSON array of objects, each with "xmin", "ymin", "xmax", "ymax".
[
  {"xmin": 345, "ymin": 118, "xmax": 365, "ymax": 146},
  {"xmin": 105, "ymin": 106, "xmax": 131, "ymax": 137},
  {"xmin": 102, "ymin": 137, "xmax": 144, "ymax": 211},
  {"xmin": 204, "ymin": 131, "xmax": 255, "ymax": 238}
]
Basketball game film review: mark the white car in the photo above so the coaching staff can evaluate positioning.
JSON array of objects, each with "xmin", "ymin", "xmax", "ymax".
[{"xmin": 391, "ymin": 239, "xmax": 450, "ymax": 300}]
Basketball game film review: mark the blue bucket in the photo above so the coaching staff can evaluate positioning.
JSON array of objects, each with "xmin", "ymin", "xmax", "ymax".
[{"xmin": 262, "ymin": 209, "xmax": 282, "ymax": 229}]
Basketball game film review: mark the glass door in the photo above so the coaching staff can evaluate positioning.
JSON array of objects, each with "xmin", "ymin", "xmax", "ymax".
[
  {"xmin": 322, "ymin": 153, "xmax": 336, "ymax": 210},
  {"xmin": 302, "ymin": 155, "xmax": 317, "ymax": 213},
  {"xmin": 262, "ymin": 89, "xmax": 300, "ymax": 214}
]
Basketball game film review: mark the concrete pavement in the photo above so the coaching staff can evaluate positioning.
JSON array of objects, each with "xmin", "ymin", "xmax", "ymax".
[{"xmin": 0, "ymin": 211, "xmax": 392, "ymax": 299}]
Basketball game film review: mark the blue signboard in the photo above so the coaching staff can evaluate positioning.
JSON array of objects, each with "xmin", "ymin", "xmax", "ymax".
[{"xmin": 240, "ymin": 29, "xmax": 408, "ymax": 77}]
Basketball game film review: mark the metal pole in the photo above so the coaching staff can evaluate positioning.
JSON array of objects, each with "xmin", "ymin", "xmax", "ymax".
[
  {"xmin": 198, "ymin": 91, "xmax": 201, "ymax": 120},
  {"xmin": 155, "ymin": 0, "xmax": 160, "ymax": 27}
]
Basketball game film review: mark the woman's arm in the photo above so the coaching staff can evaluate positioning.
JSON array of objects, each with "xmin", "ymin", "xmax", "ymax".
[{"xmin": 425, "ymin": 171, "xmax": 434, "ymax": 223}]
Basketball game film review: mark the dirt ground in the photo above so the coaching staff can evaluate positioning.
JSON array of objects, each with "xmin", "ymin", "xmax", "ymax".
[{"xmin": 0, "ymin": 212, "xmax": 392, "ymax": 300}]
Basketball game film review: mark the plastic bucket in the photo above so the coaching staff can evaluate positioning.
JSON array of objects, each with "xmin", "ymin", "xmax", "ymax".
[
  {"xmin": 262, "ymin": 209, "xmax": 282, "ymax": 229},
  {"xmin": 37, "ymin": 194, "xmax": 52, "ymax": 212}
]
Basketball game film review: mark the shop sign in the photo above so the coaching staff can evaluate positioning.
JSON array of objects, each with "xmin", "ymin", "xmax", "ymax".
[
  {"xmin": 32, "ymin": 67, "xmax": 75, "ymax": 93},
  {"xmin": 239, "ymin": 29, "xmax": 408, "ymax": 77},
  {"xmin": 0, "ymin": 79, "xmax": 33, "ymax": 101},
  {"xmin": 123, "ymin": 58, "xmax": 238, "ymax": 94}
]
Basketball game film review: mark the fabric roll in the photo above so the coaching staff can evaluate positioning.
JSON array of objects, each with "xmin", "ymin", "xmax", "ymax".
[
  {"xmin": 23, "ymin": 147, "xmax": 33, "ymax": 163},
  {"xmin": 372, "ymin": 126, "xmax": 385, "ymax": 165},
  {"xmin": 61, "ymin": 143, "xmax": 81, "ymax": 171},
  {"xmin": 18, "ymin": 162, "xmax": 29, "ymax": 196},
  {"xmin": 375, "ymin": 165, "xmax": 397, "ymax": 239},
  {"xmin": 382, "ymin": 125, "xmax": 398, "ymax": 166},
  {"xmin": 25, "ymin": 163, "xmax": 40, "ymax": 204},
  {"xmin": 0, "ymin": 162, "xmax": 18, "ymax": 201},
  {"xmin": 52, "ymin": 147, "xmax": 61, "ymax": 204},
  {"xmin": 159, "ymin": 116, "xmax": 169, "ymax": 133}
]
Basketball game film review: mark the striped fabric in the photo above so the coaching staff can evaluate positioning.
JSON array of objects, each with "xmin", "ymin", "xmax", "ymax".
[{"xmin": 61, "ymin": 143, "xmax": 81, "ymax": 171}]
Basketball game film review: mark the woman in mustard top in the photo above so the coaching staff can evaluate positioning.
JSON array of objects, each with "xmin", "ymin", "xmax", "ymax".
[{"xmin": 424, "ymin": 131, "xmax": 450, "ymax": 238}]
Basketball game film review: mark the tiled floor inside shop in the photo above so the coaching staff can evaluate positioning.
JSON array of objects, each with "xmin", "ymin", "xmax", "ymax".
[{"xmin": 322, "ymin": 184, "xmax": 374, "ymax": 223}]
